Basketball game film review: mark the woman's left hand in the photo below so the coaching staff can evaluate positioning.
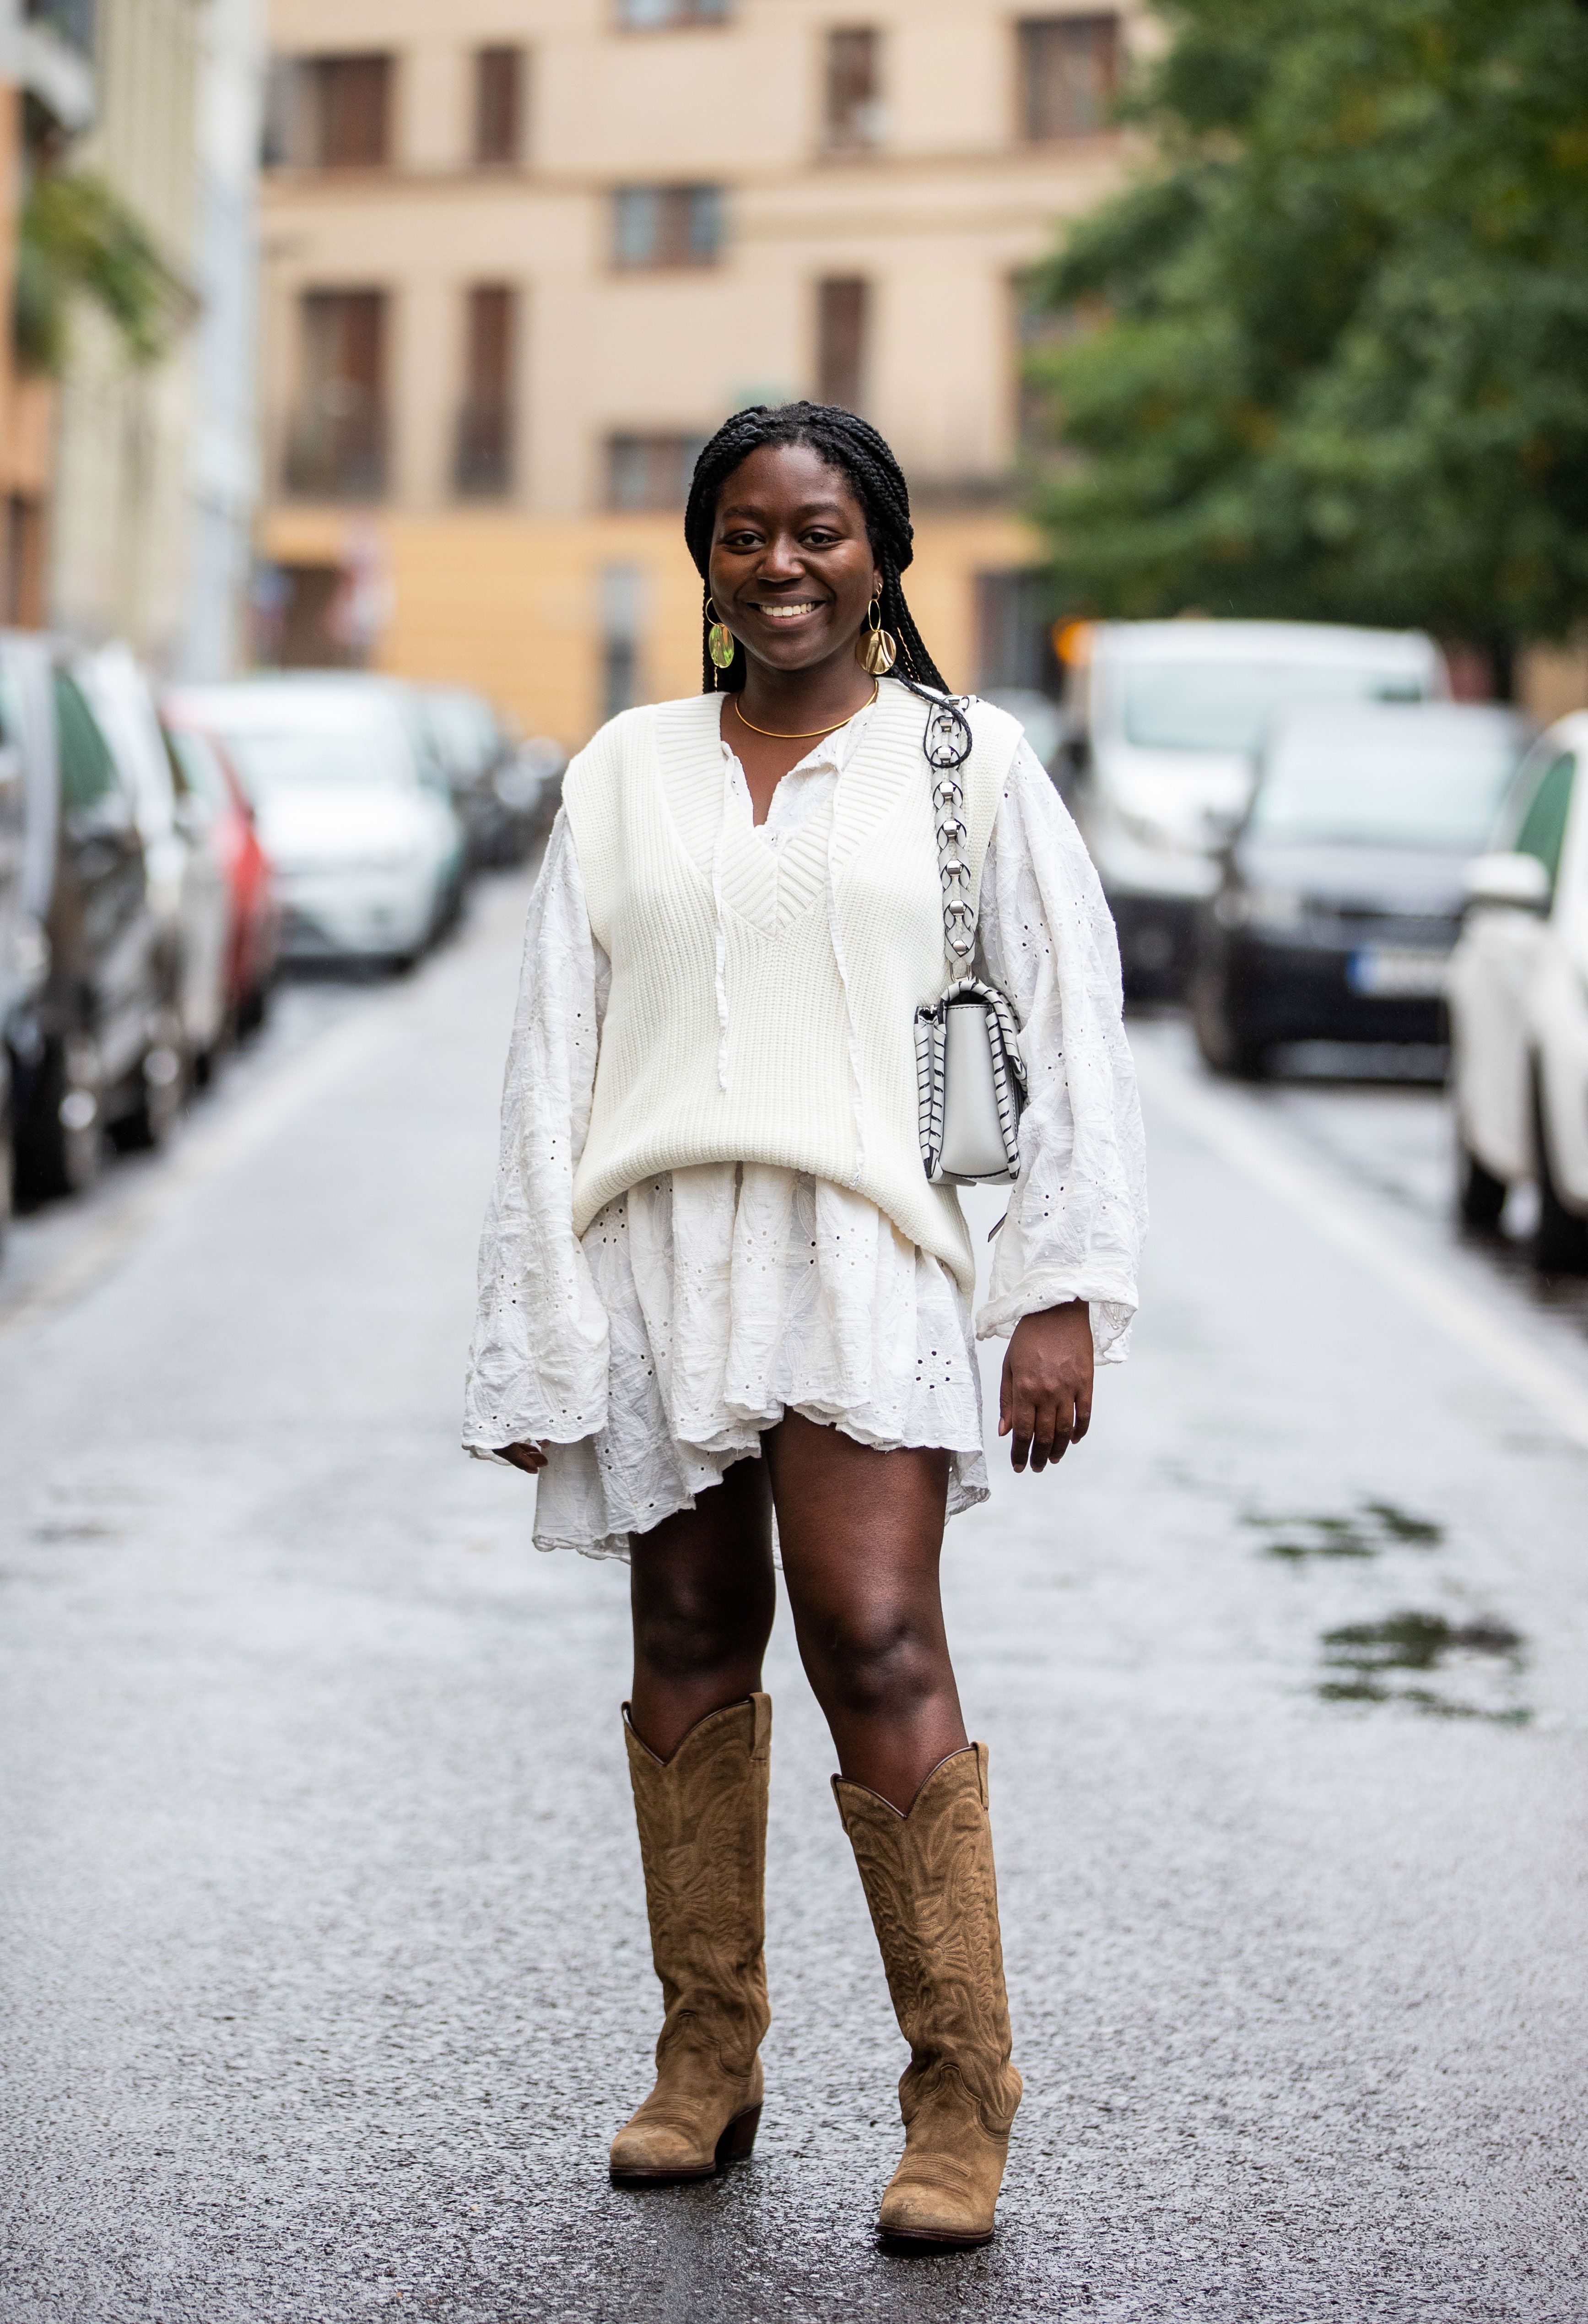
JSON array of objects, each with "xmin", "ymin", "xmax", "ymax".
[
  {"xmin": 496, "ymin": 1441, "xmax": 548, "ymax": 1475},
  {"xmin": 999, "ymin": 1300, "xmax": 1094, "ymax": 1473}
]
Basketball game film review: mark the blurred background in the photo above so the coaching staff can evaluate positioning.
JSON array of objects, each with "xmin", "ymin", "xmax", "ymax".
[
  {"xmin": 3, "ymin": 0, "xmax": 1586, "ymax": 1259},
  {"xmin": 4, "ymin": 11, "xmax": 1588, "ymax": 2313}
]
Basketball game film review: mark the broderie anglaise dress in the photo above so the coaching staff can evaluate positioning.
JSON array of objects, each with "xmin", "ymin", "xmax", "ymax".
[{"xmin": 464, "ymin": 695, "xmax": 1147, "ymax": 1559}]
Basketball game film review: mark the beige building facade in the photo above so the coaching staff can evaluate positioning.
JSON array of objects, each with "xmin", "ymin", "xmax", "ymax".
[
  {"xmin": 259, "ymin": 0, "xmax": 1150, "ymax": 744},
  {"xmin": 1, "ymin": 0, "xmax": 96, "ymax": 627},
  {"xmin": 48, "ymin": 0, "xmax": 203, "ymax": 659}
]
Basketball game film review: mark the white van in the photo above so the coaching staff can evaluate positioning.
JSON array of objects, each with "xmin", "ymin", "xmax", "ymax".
[{"xmin": 1066, "ymin": 619, "xmax": 1448, "ymax": 993}]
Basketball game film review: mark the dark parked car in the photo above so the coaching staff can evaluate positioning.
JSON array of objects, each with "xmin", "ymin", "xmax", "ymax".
[
  {"xmin": 418, "ymin": 686, "xmax": 564, "ymax": 868},
  {"xmin": 1194, "ymin": 702, "xmax": 1532, "ymax": 1078},
  {"xmin": 1, "ymin": 632, "xmax": 180, "ymax": 1207}
]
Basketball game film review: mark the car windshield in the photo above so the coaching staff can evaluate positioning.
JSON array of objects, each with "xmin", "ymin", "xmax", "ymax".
[
  {"xmin": 214, "ymin": 723, "xmax": 409, "ymax": 799},
  {"xmin": 1122, "ymin": 661, "xmax": 1426, "ymax": 754},
  {"xmin": 1248, "ymin": 724, "xmax": 1525, "ymax": 850}
]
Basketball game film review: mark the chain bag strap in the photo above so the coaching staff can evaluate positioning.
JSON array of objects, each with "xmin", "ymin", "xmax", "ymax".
[{"xmin": 913, "ymin": 700, "xmax": 1027, "ymax": 1185}]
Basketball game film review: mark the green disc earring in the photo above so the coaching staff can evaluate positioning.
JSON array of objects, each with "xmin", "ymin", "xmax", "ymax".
[{"xmin": 707, "ymin": 601, "xmax": 736, "ymax": 672}]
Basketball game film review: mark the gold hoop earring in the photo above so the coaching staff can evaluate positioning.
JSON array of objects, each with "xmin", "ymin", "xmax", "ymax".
[
  {"xmin": 706, "ymin": 599, "xmax": 737, "ymax": 675},
  {"xmin": 856, "ymin": 596, "xmax": 898, "ymax": 676}
]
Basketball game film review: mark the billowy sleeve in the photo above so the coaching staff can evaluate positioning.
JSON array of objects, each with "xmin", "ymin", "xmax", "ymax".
[
  {"xmin": 975, "ymin": 740, "xmax": 1148, "ymax": 1361},
  {"xmin": 462, "ymin": 810, "xmax": 612, "ymax": 1452}
]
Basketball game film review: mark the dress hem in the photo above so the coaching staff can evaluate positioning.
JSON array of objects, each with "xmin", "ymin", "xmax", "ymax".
[{"xmin": 530, "ymin": 1466, "xmax": 991, "ymax": 1566}]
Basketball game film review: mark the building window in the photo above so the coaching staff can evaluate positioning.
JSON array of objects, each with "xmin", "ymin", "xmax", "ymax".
[
  {"xmin": 612, "ymin": 185, "xmax": 723, "ymax": 270},
  {"xmin": 474, "ymin": 47, "xmax": 523, "ymax": 165},
  {"xmin": 1018, "ymin": 15, "xmax": 1119, "ymax": 141},
  {"xmin": 816, "ymin": 278, "xmax": 868, "ymax": 412},
  {"xmin": 264, "ymin": 54, "xmax": 394, "ymax": 168},
  {"xmin": 615, "ymin": 0, "xmax": 729, "ymax": 27},
  {"xmin": 2, "ymin": 495, "xmax": 47, "ymax": 627},
  {"xmin": 455, "ymin": 286, "xmax": 516, "ymax": 497},
  {"xmin": 285, "ymin": 290, "xmax": 389, "ymax": 498},
  {"xmin": 824, "ymin": 28, "xmax": 883, "ymax": 152},
  {"xmin": 606, "ymin": 433, "xmax": 708, "ymax": 511},
  {"xmin": 300, "ymin": 54, "xmax": 393, "ymax": 167}
]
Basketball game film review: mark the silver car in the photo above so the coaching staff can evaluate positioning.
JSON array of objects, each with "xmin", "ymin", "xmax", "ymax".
[{"xmin": 167, "ymin": 675, "xmax": 466, "ymax": 969}]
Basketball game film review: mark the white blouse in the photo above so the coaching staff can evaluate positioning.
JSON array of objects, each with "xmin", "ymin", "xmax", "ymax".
[{"xmin": 464, "ymin": 697, "xmax": 1147, "ymax": 1560}]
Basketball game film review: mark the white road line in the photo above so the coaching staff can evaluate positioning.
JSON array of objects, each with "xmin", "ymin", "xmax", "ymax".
[
  {"xmin": 0, "ymin": 1002, "xmax": 404, "ymax": 1344},
  {"xmin": 1134, "ymin": 1042, "xmax": 1588, "ymax": 1457}
]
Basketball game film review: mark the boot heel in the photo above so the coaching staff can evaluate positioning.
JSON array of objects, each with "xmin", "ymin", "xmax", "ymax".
[{"xmin": 717, "ymin": 2104, "xmax": 762, "ymax": 2167}]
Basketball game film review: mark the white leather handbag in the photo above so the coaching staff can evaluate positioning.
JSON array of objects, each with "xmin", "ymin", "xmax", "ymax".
[{"xmin": 913, "ymin": 700, "xmax": 1026, "ymax": 1185}]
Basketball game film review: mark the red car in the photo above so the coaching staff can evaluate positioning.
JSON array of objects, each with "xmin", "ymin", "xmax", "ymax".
[{"xmin": 162, "ymin": 715, "xmax": 281, "ymax": 1036}]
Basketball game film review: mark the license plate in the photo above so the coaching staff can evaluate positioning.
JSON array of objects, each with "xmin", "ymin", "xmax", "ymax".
[{"xmin": 1346, "ymin": 947, "xmax": 1448, "ymax": 997}]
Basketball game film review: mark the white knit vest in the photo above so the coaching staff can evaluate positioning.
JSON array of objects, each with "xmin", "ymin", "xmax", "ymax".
[{"xmin": 562, "ymin": 680, "xmax": 1023, "ymax": 1292}]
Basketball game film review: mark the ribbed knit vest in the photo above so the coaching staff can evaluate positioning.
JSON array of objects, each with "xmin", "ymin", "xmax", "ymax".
[{"xmin": 562, "ymin": 680, "xmax": 1023, "ymax": 1292}]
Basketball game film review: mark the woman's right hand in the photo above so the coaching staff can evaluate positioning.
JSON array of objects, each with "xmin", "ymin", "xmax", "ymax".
[{"xmin": 497, "ymin": 1442, "xmax": 548, "ymax": 1474}]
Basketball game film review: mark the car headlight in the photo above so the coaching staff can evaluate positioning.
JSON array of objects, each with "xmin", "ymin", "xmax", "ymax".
[
  {"xmin": 12, "ymin": 914, "xmax": 49, "ymax": 982},
  {"xmin": 1216, "ymin": 886, "xmax": 1307, "ymax": 932}
]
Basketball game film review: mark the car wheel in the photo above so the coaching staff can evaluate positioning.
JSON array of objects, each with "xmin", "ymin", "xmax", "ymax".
[
  {"xmin": 1455, "ymin": 1127, "xmax": 1507, "ymax": 1230},
  {"xmin": 15, "ymin": 1030, "xmax": 105, "ymax": 1201},
  {"xmin": 1193, "ymin": 962, "xmax": 1269, "ymax": 1081},
  {"xmin": 0, "ymin": 1091, "xmax": 13, "ymax": 1257},
  {"xmin": 111, "ymin": 1010, "xmax": 187, "ymax": 1154},
  {"xmin": 1531, "ymin": 1066, "xmax": 1588, "ymax": 1273},
  {"xmin": 237, "ymin": 979, "xmax": 270, "ymax": 1038}
]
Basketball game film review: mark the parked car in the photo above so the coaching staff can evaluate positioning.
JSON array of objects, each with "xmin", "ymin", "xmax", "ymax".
[
  {"xmin": 160, "ymin": 716, "xmax": 281, "ymax": 1038},
  {"xmin": 1, "ymin": 631, "xmax": 180, "ymax": 1203},
  {"xmin": 81, "ymin": 643, "xmax": 232, "ymax": 1084},
  {"xmin": 417, "ymin": 686, "xmax": 556, "ymax": 867},
  {"xmin": 1194, "ymin": 701, "xmax": 1531, "ymax": 1079},
  {"xmin": 1065, "ymin": 619, "xmax": 1448, "ymax": 995},
  {"xmin": 1448, "ymin": 714, "xmax": 1588, "ymax": 1269},
  {"xmin": 166, "ymin": 676, "xmax": 465, "ymax": 970}
]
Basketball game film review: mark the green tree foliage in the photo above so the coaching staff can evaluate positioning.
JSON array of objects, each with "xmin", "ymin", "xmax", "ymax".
[
  {"xmin": 1025, "ymin": 0, "xmax": 1588, "ymax": 661},
  {"xmin": 13, "ymin": 169, "xmax": 184, "ymax": 376}
]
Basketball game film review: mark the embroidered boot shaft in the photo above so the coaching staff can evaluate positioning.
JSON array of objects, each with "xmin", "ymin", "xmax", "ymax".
[
  {"xmin": 609, "ymin": 1693, "xmax": 772, "ymax": 2182},
  {"xmin": 833, "ymin": 1743, "xmax": 1022, "ymax": 2245}
]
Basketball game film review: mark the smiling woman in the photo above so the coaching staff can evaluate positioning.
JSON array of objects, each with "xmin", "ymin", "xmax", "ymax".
[{"xmin": 462, "ymin": 401, "xmax": 1146, "ymax": 2249}]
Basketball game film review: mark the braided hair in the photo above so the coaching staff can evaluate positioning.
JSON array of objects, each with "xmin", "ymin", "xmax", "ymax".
[{"xmin": 683, "ymin": 401, "xmax": 951, "ymax": 699}]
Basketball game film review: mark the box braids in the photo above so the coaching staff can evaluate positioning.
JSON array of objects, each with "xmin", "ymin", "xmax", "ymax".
[{"xmin": 682, "ymin": 402, "xmax": 951, "ymax": 702}]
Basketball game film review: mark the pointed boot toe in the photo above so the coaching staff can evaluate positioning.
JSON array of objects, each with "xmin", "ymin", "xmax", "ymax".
[
  {"xmin": 834, "ymin": 1747, "xmax": 1022, "ymax": 2248},
  {"xmin": 608, "ymin": 2059, "xmax": 764, "ymax": 2183},
  {"xmin": 611, "ymin": 1696, "xmax": 772, "ymax": 2185},
  {"xmin": 877, "ymin": 2112, "xmax": 1012, "ymax": 2245}
]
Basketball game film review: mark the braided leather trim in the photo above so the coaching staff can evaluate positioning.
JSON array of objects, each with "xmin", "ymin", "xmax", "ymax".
[{"xmin": 913, "ymin": 978, "xmax": 1025, "ymax": 1182}]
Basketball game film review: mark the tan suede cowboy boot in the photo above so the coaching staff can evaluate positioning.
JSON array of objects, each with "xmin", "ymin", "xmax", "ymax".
[
  {"xmin": 833, "ymin": 1743, "xmax": 1022, "ymax": 2246},
  {"xmin": 609, "ymin": 1693, "xmax": 772, "ymax": 2183}
]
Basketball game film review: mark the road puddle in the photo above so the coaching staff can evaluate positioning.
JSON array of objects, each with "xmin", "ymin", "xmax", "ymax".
[
  {"xmin": 1318, "ymin": 1610, "xmax": 1529, "ymax": 1722},
  {"xmin": 1246, "ymin": 1499, "xmax": 1443, "ymax": 1560}
]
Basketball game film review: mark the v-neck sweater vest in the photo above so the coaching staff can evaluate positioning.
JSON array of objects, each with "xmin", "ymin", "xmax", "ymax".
[{"xmin": 562, "ymin": 681, "xmax": 1023, "ymax": 1293}]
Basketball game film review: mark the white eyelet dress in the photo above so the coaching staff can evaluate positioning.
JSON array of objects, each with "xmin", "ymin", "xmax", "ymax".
[{"xmin": 463, "ymin": 694, "xmax": 1147, "ymax": 1560}]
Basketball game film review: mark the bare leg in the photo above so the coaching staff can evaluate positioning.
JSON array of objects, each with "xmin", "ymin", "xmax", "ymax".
[
  {"xmin": 628, "ymin": 1457, "xmax": 777, "ymax": 1760},
  {"xmin": 764, "ymin": 1412, "xmax": 967, "ymax": 1811}
]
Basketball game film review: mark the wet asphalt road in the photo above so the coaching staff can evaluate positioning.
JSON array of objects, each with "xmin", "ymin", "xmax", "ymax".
[{"xmin": 3, "ymin": 869, "xmax": 1587, "ymax": 2324}]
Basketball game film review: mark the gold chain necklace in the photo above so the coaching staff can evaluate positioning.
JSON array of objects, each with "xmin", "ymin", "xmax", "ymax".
[{"xmin": 731, "ymin": 680, "xmax": 879, "ymax": 742}]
